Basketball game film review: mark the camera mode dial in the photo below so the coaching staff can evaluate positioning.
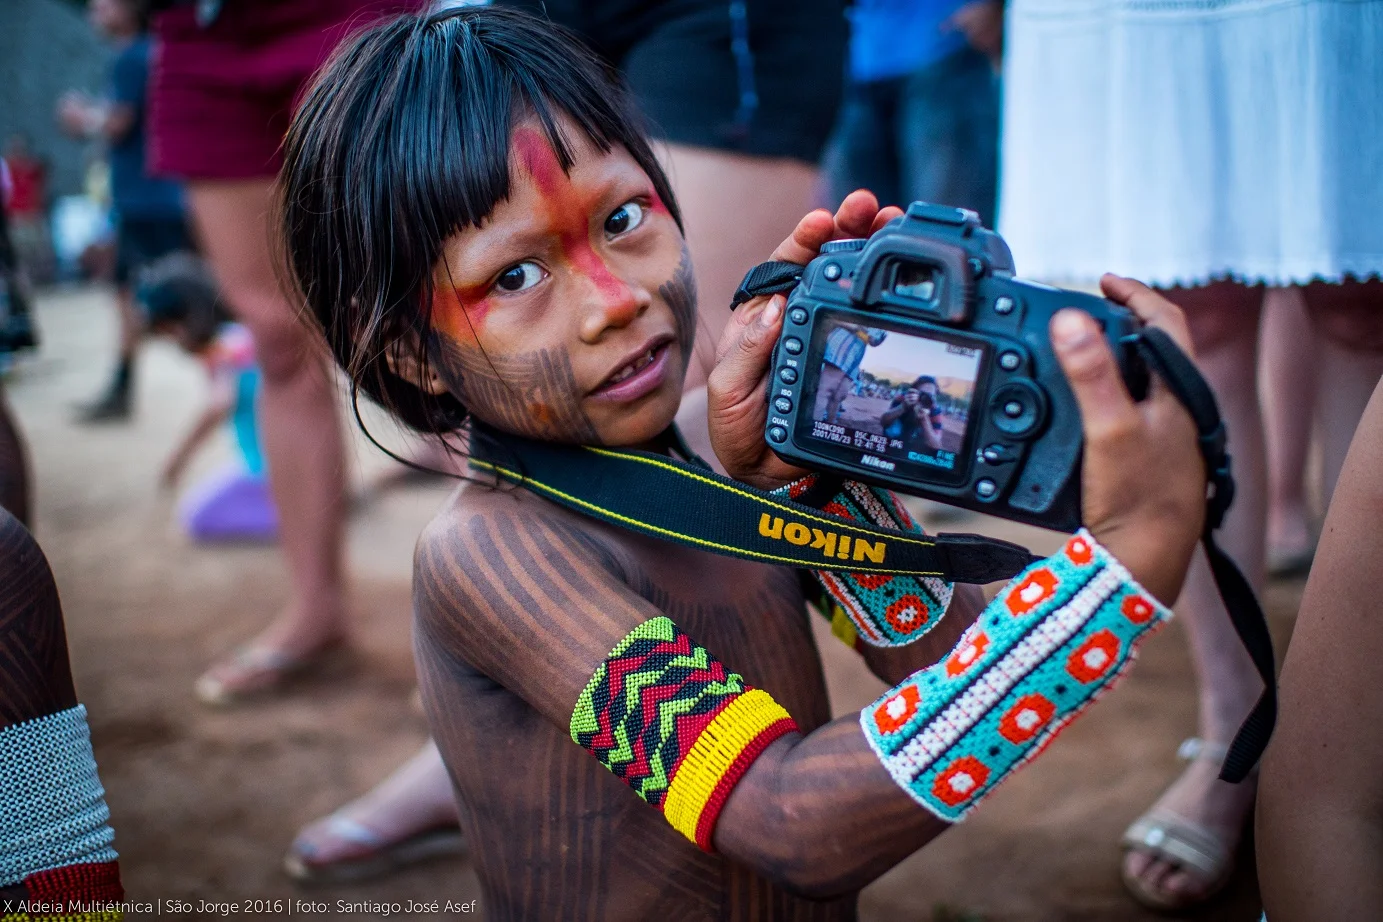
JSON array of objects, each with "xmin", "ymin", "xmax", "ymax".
[{"xmin": 820, "ymin": 238, "xmax": 867, "ymax": 254}]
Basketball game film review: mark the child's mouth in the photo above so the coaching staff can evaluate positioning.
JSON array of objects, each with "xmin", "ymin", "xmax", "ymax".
[{"xmin": 591, "ymin": 336, "xmax": 674, "ymax": 402}]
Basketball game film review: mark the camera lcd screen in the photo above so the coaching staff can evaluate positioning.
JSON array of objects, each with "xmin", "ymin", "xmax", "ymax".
[{"xmin": 804, "ymin": 315, "xmax": 985, "ymax": 478}]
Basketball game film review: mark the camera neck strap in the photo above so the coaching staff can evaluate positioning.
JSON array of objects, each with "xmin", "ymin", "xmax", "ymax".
[
  {"xmin": 1131, "ymin": 328, "xmax": 1275, "ymax": 783},
  {"xmin": 467, "ymin": 423, "xmax": 1039, "ymax": 584}
]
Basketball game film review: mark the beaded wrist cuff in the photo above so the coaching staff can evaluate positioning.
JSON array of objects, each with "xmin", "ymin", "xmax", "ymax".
[
  {"xmin": 571, "ymin": 617, "xmax": 797, "ymax": 851},
  {"xmin": 1, "ymin": 705, "xmax": 123, "ymax": 919},
  {"xmin": 861, "ymin": 531, "xmax": 1171, "ymax": 822},
  {"xmin": 778, "ymin": 476, "xmax": 953, "ymax": 648}
]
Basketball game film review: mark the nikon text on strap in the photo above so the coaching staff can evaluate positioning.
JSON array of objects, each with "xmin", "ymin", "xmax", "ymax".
[{"xmin": 467, "ymin": 425, "xmax": 1038, "ymax": 585}]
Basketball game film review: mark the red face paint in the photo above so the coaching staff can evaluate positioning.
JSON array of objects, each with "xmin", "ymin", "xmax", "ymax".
[
  {"xmin": 512, "ymin": 128, "xmax": 632, "ymax": 307},
  {"xmin": 432, "ymin": 278, "xmax": 491, "ymax": 344}
]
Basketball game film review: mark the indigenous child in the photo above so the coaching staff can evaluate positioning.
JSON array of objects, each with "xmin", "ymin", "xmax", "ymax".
[
  {"xmin": 138, "ymin": 253, "xmax": 277, "ymax": 544},
  {"xmin": 278, "ymin": 8, "xmax": 1210, "ymax": 916}
]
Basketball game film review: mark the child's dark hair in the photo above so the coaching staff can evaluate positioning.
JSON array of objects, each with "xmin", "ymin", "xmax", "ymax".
[
  {"xmin": 136, "ymin": 251, "xmax": 226, "ymax": 351},
  {"xmin": 279, "ymin": 7, "xmax": 684, "ymax": 438}
]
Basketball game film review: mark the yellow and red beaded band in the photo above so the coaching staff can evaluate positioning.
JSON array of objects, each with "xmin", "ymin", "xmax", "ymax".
[
  {"xmin": 662, "ymin": 688, "xmax": 797, "ymax": 849},
  {"xmin": 570, "ymin": 617, "xmax": 798, "ymax": 851}
]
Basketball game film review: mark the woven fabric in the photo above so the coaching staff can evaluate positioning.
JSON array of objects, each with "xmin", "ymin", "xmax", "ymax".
[
  {"xmin": 782, "ymin": 477, "xmax": 953, "ymax": 647},
  {"xmin": 861, "ymin": 531, "xmax": 1171, "ymax": 821},
  {"xmin": 661, "ymin": 689, "xmax": 796, "ymax": 849},
  {"xmin": 571, "ymin": 618, "xmax": 797, "ymax": 850},
  {"xmin": 0, "ymin": 707, "xmax": 119, "ymax": 887}
]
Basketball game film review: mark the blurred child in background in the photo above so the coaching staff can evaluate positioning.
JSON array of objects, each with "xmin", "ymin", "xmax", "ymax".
[{"xmin": 138, "ymin": 253, "xmax": 277, "ymax": 551}]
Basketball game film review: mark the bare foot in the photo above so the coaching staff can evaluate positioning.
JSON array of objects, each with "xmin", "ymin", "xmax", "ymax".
[
  {"xmin": 285, "ymin": 743, "xmax": 462, "ymax": 882},
  {"xmin": 196, "ymin": 602, "xmax": 349, "ymax": 705},
  {"xmin": 1122, "ymin": 749, "xmax": 1257, "ymax": 908}
]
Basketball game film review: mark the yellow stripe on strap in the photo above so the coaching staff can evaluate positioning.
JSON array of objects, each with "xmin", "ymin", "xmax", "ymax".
[{"xmin": 662, "ymin": 689, "xmax": 792, "ymax": 843}]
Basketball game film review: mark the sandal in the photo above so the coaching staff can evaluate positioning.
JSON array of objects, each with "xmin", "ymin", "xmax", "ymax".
[
  {"xmin": 283, "ymin": 814, "xmax": 465, "ymax": 885},
  {"xmin": 195, "ymin": 640, "xmax": 348, "ymax": 706},
  {"xmin": 1120, "ymin": 739, "xmax": 1240, "ymax": 912}
]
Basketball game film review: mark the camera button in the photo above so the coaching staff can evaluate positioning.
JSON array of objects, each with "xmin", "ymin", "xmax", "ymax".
[
  {"xmin": 773, "ymin": 396, "xmax": 793, "ymax": 415},
  {"xmin": 975, "ymin": 478, "xmax": 998, "ymax": 500},
  {"xmin": 783, "ymin": 337, "xmax": 804, "ymax": 355},
  {"xmin": 994, "ymin": 296, "xmax": 1016, "ymax": 316},
  {"xmin": 778, "ymin": 367, "xmax": 799, "ymax": 384},
  {"xmin": 990, "ymin": 381, "xmax": 1047, "ymax": 438},
  {"xmin": 768, "ymin": 425, "xmax": 788, "ymax": 444},
  {"xmin": 982, "ymin": 444, "xmax": 1016, "ymax": 465},
  {"xmin": 998, "ymin": 350, "xmax": 1022, "ymax": 372},
  {"xmin": 789, "ymin": 307, "xmax": 808, "ymax": 325},
  {"xmin": 823, "ymin": 263, "xmax": 843, "ymax": 281}
]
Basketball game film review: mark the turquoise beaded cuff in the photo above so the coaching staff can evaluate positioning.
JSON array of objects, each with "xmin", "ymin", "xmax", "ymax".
[
  {"xmin": 861, "ymin": 531, "xmax": 1171, "ymax": 822},
  {"xmin": 777, "ymin": 476, "xmax": 953, "ymax": 648}
]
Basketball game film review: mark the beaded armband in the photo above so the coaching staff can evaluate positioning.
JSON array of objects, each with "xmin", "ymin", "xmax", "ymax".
[
  {"xmin": 777, "ymin": 476, "xmax": 953, "ymax": 648},
  {"xmin": 1, "ymin": 705, "xmax": 123, "ymax": 921},
  {"xmin": 861, "ymin": 531, "xmax": 1171, "ymax": 822},
  {"xmin": 570, "ymin": 617, "xmax": 798, "ymax": 850}
]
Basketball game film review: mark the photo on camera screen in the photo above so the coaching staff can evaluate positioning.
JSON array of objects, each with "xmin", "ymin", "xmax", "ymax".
[{"xmin": 808, "ymin": 317, "xmax": 984, "ymax": 472}]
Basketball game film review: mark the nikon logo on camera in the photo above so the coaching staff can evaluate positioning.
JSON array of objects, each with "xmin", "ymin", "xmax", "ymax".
[{"xmin": 758, "ymin": 514, "xmax": 886, "ymax": 563}]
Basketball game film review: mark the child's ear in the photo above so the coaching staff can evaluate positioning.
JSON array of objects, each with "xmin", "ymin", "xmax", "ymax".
[{"xmin": 385, "ymin": 336, "xmax": 449, "ymax": 396}]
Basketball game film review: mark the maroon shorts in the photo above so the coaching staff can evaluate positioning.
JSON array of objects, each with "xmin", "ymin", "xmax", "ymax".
[{"xmin": 149, "ymin": 0, "xmax": 418, "ymax": 180}]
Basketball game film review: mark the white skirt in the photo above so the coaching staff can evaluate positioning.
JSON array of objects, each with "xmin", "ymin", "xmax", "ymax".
[{"xmin": 998, "ymin": 0, "xmax": 1383, "ymax": 287}]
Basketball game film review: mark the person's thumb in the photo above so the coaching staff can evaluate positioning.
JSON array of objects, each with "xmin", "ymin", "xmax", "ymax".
[
  {"xmin": 711, "ymin": 295, "xmax": 784, "ymax": 400},
  {"xmin": 1050, "ymin": 308, "xmax": 1138, "ymax": 444}
]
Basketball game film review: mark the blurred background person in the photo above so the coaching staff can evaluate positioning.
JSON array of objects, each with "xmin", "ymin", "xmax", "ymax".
[
  {"xmin": 1000, "ymin": 0, "xmax": 1383, "ymax": 910},
  {"xmin": 145, "ymin": 0, "xmax": 420, "ymax": 704},
  {"xmin": 822, "ymin": 0, "xmax": 1003, "ymax": 224},
  {"xmin": 1, "ymin": 136, "xmax": 56, "ymax": 287},
  {"xmin": 57, "ymin": 0, "xmax": 189, "ymax": 424}
]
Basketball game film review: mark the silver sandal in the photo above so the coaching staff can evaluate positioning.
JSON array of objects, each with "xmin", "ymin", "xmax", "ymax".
[{"xmin": 1120, "ymin": 738, "xmax": 1239, "ymax": 911}]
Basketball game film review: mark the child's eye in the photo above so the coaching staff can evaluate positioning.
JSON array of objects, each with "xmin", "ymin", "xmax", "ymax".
[
  {"xmin": 604, "ymin": 200, "xmax": 646, "ymax": 237},
  {"xmin": 494, "ymin": 261, "xmax": 545, "ymax": 293}
]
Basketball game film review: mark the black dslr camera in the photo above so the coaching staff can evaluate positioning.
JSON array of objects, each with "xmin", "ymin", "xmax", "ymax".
[{"xmin": 764, "ymin": 202, "xmax": 1146, "ymax": 533}]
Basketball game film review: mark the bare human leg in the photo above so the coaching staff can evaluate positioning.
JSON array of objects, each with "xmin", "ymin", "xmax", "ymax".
[
  {"xmin": 659, "ymin": 144, "xmax": 817, "ymax": 391},
  {"xmin": 1301, "ymin": 279, "xmax": 1383, "ymax": 508},
  {"xmin": 185, "ymin": 180, "xmax": 349, "ymax": 703},
  {"xmin": 1258, "ymin": 287, "xmax": 1319, "ymax": 574},
  {"xmin": 1122, "ymin": 281, "xmax": 1266, "ymax": 908},
  {"xmin": 75, "ymin": 284, "xmax": 144, "ymax": 424},
  {"xmin": 283, "ymin": 740, "xmax": 462, "ymax": 883}
]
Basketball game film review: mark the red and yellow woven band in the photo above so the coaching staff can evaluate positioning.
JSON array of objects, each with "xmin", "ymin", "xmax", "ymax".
[{"xmin": 663, "ymin": 688, "xmax": 798, "ymax": 850}]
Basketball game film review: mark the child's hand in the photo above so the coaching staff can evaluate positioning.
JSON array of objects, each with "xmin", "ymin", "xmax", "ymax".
[
  {"xmin": 1052, "ymin": 274, "xmax": 1206, "ymax": 605},
  {"xmin": 707, "ymin": 191, "xmax": 903, "ymax": 490}
]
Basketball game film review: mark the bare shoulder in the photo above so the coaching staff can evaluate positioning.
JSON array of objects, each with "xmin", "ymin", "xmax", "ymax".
[{"xmin": 413, "ymin": 481, "xmax": 657, "ymax": 723}]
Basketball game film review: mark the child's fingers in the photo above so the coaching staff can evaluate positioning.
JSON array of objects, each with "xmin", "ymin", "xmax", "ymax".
[
  {"xmin": 870, "ymin": 205, "xmax": 905, "ymax": 234},
  {"xmin": 769, "ymin": 210, "xmax": 837, "ymax": 265},
  {"xmin": 833, "ymin": 189, "xmax": 883, "ymax": 239},
  {"xmin": 712, "ymin": 295, "xmax": 784, "ymax": 398},
  {"xmin": 1050, "ymin": 309, "xmax": 1140, "ymax": 445},
  {"xmin": 716, "ymin": 297, "xmax": 768, "ymax": 364},
  {"xmin": 1099, "ymin": 274, "xmax": 1196, "ymax": 358}
]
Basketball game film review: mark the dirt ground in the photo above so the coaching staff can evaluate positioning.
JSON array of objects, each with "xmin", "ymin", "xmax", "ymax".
[{"xmin": 5, "ymin": 286, "xmax": 1297, "ymax": 921}]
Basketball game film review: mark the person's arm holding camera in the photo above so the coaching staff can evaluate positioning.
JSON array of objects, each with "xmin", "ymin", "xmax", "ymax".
[
  {"xmin": 667, "ymin": 192, "xmax": 1205, "ymax": 890},
  {"xmin": 1256, "ymin": 380, "xmax": 1383, "ymax": 921}
]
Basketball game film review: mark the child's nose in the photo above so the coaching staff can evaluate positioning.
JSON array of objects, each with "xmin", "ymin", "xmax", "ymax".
[{"xmin": 578, "ymin": 269, "xmax": 649, "ymax": 342}]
